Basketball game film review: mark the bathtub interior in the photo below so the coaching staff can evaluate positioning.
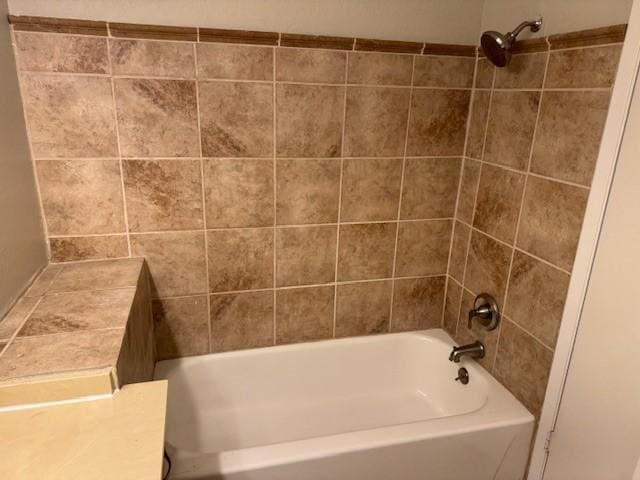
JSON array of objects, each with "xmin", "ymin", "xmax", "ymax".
[{"xmin": 154, "ymin": 330, "xmax": 490, "ymax": 453}]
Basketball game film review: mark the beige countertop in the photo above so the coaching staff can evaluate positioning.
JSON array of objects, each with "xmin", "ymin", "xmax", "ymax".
[{"xmin": 0, "ymin": 380, "xmax": 167, "ymax": 480}]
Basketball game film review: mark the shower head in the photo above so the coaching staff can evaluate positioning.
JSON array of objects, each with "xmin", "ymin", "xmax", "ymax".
[{"xmin": 481, "ymin": 18, "xmax": 542, "ymax": 67}]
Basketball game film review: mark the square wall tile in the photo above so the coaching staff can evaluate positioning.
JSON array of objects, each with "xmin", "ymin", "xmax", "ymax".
[
  {"xmin": 456, "ymin": 158, "xmax": 481, "ymax": 224},
  {"xmin": 517, "ymin": 176, "xmax": 588, "ymax": 271},
  {"xmin": 494, "ymin": 319, "xmax": 553, "ymax": 416},
  {"xmin": 22, "ymin": 75, "xmax": 117, "ymax": 158},
  {"xmin": 484, "ymin": 91, "xmax": 540, "ymax": 171},
  {"xmin": 153, "ymin": 296, "xmax": 209, "ymax": 360},
  {"xmin": 391, "ymin": 276, "xmax": 445, "ymax": 332},
  {"xmin": 443, "ymin": 278, "xmax": 462, "ymax": 336},
  {"xmin": 449, "ymin": 221, "xmax": 470, "ymax": 283},
  {"xmin": 506, "ymin": 251, "xmax": 569, "ymax": 348},
  {"xmin": 395, "ymin": 220, "xmax": 452, "ymax": 277},
  {"xmin": 340, "ymin": 157, "xmax": 403, "ymax": 222},
  {"xmin": 455, "ymin": 288, "xmax": 499, "ymax": 370},
  {"xmin": 276, "ymin": 286, "xmax": 334, "ymax": 344},
  {"xmin": 207, "ymin": 228, "xmax": 273, "ymax": 292},
  {"xmin": 545, "ymin": 45, "xmax": 622, "ymax": 89},
  {"xmin": 204, "ymin": 158, "xmax": 274, "ymax": 228},
  {"xmin": 338, "ymin": 223, "xmax": 396, "ymax": 281},
  {"xmin": 400, "ymin": 157, "xmax": 461, "ymax": 219},
  {"xmin": 114, "ymin": 78, "xmax": 199, "ymax": 157},
  {"xmin": 210, "ymin": 290, "xmax": 274, "ymax": 352},
  {"xmin": 406, "ymin": 89, "xmax": 470, "ymax": 156},
  {"xmin": 130, "ymin": 231, "xmax": 207, "ymax": 297},
  {"xmin": 464, "ymin": 230, "xmax": 512, "ymax": 304},
  {"xmin": 36, "ymin": 160, "xmax": 125, "ymax": 235},
  {"xmin": 413, "ymin": 55, "xmax": 474, "ymax": 88},
  {"xmin": 347, "ymin": 52, "xmax": 413, "ymax": 85},
  {"xmin": 110, "ymin": 39, "xmax": 195, "ymax": 77},
  {"xmin": 276, "ymin": 84, "xmax": 344, "ymax": 157},
  {"xmin": 465, "ymin": 90, "xmax": 490, "ymax": 160},
  {"xmin": 335, "ymin": 280, "xmax": 392, "ymax": 337},
  {"xmin": 15, "ymin": 32, "xmax": 109, "ymax": 74},
  {"xmin": 475, "ymin": 58, "xmax": 494, "ymax": 88},
  {"xmin": 199, "ymin": 81, "xmax": 273, "ymax": 157},
  {"xmin": 494, "ymin": 52, "xmax": 547, "ymax": 89},
  {"xmin": 344, "ymin": 86, "xmax": 410, "ymax": 157},
  {"xmin": 123, "ymin": 159, "xmax": 203, "ymax": 231},
  {"xmin": 276, "ymin": 158, "xmax": 340, "ymax": 225},
  {"xmin": 277, "ymin": 48, "xmax": 346, "ymax": 83},
  {"xmin": 532, "ymin": 91, "xmax": 610, "ymax": 186},
  {"xmin": 276, "ymin": 225, "xmax": 337, "ymax": 287},
  {"xmin": 50, "ymin": 235, "xmax": 128, "ymax": 263},
  {"xmin": 473, "ymin": 163, "xmax": 525, "ymax": 243},
  {"xmin": 197, "ymin": 43, "xmax": 273, "ymax": 80}
]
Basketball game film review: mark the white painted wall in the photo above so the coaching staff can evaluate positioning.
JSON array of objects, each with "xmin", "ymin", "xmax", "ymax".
[
  {"xmin": 540, "ymin": 10, "xmax": 640, "ymax": 474},
  {"xmin": 0, "ymin": 0, "xmax": 47, "ymax": 317},
  {"xmin": 481, "ymin": 0, "xmax": 633, "ymax": 39},
  {"xmin": 6, "ymin": 0, "xmax": 484, "ymax": 44}
]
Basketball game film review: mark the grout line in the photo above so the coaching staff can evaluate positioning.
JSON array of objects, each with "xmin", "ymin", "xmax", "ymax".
[
  {"xmin": 16, "ymin": 67, "xmax": 616, "ymax": 93},
  {"xmin": 193, "ymin": 42, "xmax": 213, "ymax": 354},
  {"xmin": 332, "ymin": 51, "xmax": 349, "ymax": 338},
  {"xmin": 444, "ymin": 48, "xmax": 480, "ymax": 331},
  {"xmin": 461, "ymin": 155, "xmax": 592, "ymax": 190},
  {"xmin": 180, "ymin": 274, "xmax": 446, "ymax": 297},
  {"xmin": 10, "ymin": 28, "xmax": 52, "ymax": 261},
  {"xmin": 489, "ymin": 47, "xmax": 552, "ymax": 373},
  {"xmin": 499, "ymin": 47, "xmax": 553, "ymax": 345},
  {"xmin": 455, "ymin": 216, "xmax": 572, "ymax": 275},
  {"xmin": 0, "ymin": 296, "xmax": 44, "ymax": 358},
  {"xmin": 105, "ymin": 37, "xmax": 132, "ymax": 258},
  {"xmin": 388, "ymin": 54, "xmax": 416, "ymax": 333},
  {"xmin": 44, "ymin": 217, "xmax": 456, "ymax": 238},
  {"xmin": 272, "ymin": 45, "xmax": 278, "ymax": 345},
  {"xmin": 453, "ymin": 52, "xmax": 495, "ymax": 339}
]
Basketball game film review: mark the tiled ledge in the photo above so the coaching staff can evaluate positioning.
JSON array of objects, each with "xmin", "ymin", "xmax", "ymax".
[{"xmin": 0, "ymin": 258, "xmax": 155, "ymax": 407}]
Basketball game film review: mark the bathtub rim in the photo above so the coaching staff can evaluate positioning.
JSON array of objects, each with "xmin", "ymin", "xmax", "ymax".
[{"xmin": 156, "ymin": 329, "xmax": 534, "ymax": 475}]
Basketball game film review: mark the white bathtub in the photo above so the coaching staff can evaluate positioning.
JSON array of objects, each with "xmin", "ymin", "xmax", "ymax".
[{"xmin": 154, "ymin": 329, "xmax": 534, "ymax": 480}]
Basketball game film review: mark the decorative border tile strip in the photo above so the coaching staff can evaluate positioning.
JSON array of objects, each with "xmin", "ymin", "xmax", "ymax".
[
  {"xmin": 354, "ymin": 38, "xmax": 423, "ymax": 54},
  {"xmin": 548, "ymin": 24, "xmax": 627, "ymax": 49},
  {"xmin": 6, "ymin": 15, "xmax": 628, "ymax": 57},
  {"xmin": 511, "ymin": 37, "xmax": 549, "ymax": 54},
  {"xmin": 199, "ymin": 27, "xmax": 279, "ymax": 45},
  {"xmin": 8, "ymin": 15, "xmax": 108, "ymax": 36},
  {"xmin": 423, "ymin": 42, "xmax": 476, "ymax": 57},
  {"xmin": 109, "ymin": 22, "xmax": 197, "ymax": 41},
  {"xmin": 280, "ymin": 33, "xmax": 353, "ymax": 50}
]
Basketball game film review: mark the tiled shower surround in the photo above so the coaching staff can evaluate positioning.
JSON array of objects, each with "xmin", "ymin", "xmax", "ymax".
[{"xmin": 8, "ymin": 16, "xmax": 624, "ymax": 416}]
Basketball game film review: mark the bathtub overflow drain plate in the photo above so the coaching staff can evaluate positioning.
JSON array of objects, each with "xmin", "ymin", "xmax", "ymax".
[{"xmin": 455, "ymin": 367, "xmax": 469, "ymax": 385}]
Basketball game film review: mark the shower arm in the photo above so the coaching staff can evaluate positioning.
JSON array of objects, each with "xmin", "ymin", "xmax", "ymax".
[{"xmin": 507, "ymin": 19, "xmax": 542, "ymax": 42}]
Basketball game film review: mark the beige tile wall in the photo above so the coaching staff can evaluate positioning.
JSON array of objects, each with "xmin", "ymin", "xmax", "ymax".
[
  {"xmin": 13, "ymin": 30, "xmax": 475, "ymax": 360},
  {"xmin": 11, "ymin": 22, "xmax": 624, "ymax": 418},
  {"xmin": 447, "ymin": 41, "xmax": 622, "ymax": 416}
]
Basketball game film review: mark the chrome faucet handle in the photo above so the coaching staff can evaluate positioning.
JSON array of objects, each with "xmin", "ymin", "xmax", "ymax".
[{"xmin": 467, "ymin": 293, "xmax": 500, "ymax": 331}]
